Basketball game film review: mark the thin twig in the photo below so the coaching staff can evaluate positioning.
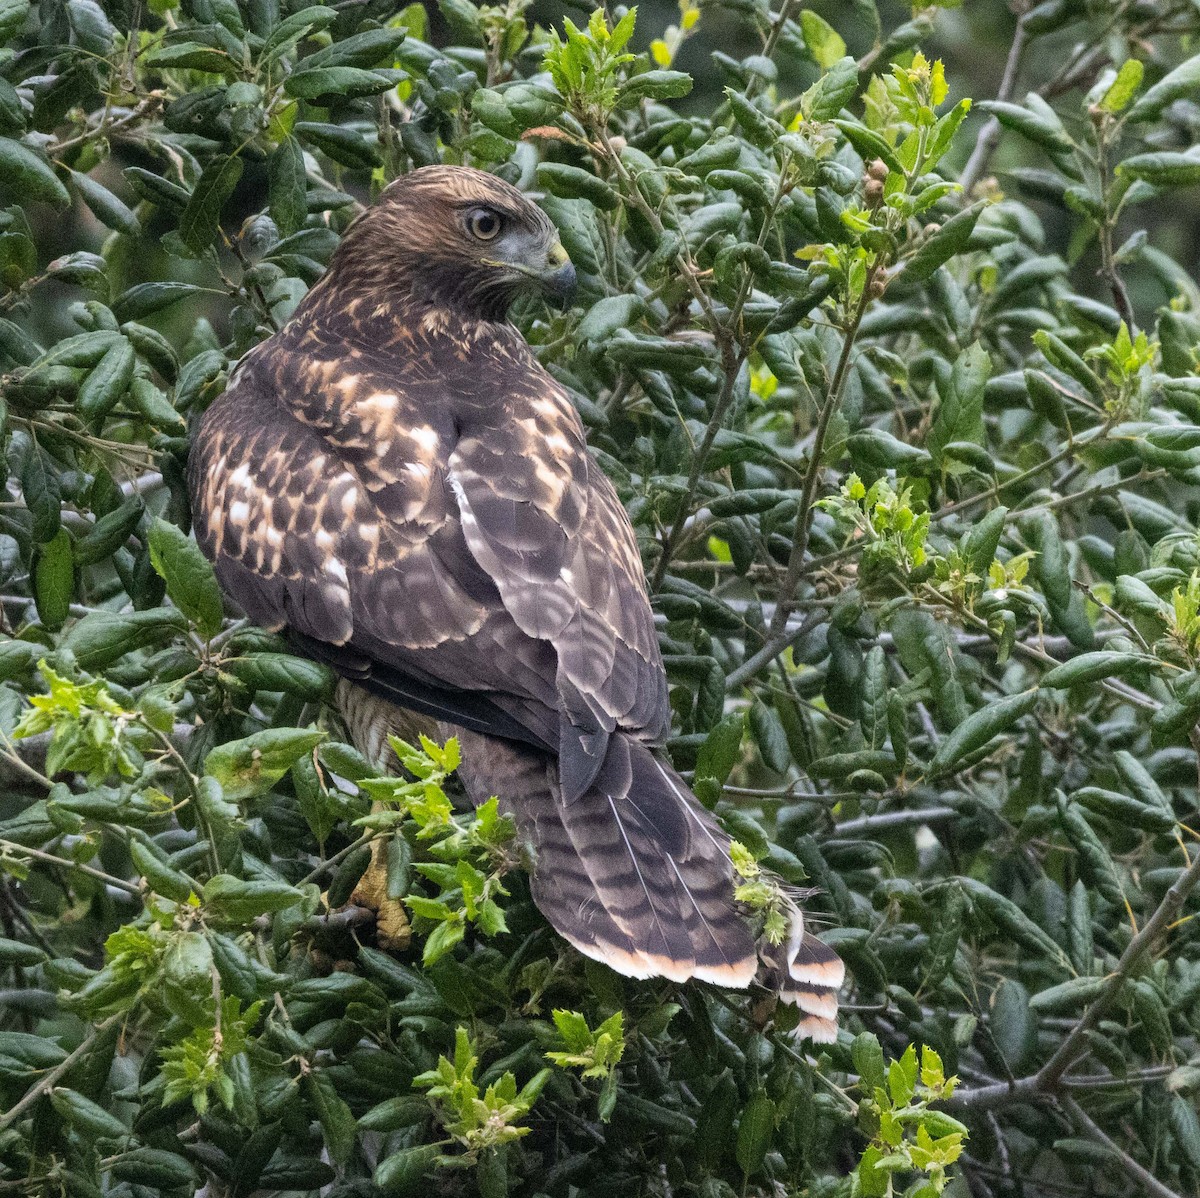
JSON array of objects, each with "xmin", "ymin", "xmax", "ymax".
[
  {"xmin": 1064, "ymin": 1096, "xmax": 1187, "ymax": 1198},
  {"xmin": 0, "ymin": 1015, "xmax": 120, "ymax": 1133},
  {"xmin": 0, "ymin": 839, "xmax": 141, "ymax": 896},
  {"xmin": 770, "ymin": 283, "xmax": 874, "ymax": 638},
  {"xmin": 958, "ymin": 15, "xmax": 1029, "ymax": 196},
  {"xmin": 1035, "ymin": 837, "xmax": 1200, "ymax": 1092},
  {"xmin": 725, "ymin": 610, "xmax": 825, "ymax": 690}
]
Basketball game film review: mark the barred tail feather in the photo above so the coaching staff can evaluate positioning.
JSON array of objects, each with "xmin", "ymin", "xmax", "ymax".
[
  {"xmin": 758, "ymin": 898, "xmax": 844, "ymax": 1044},
  {"xmin": 398, "ymin": 721, "xmax": 841, "ymax": 1040},
  {"xmin": 456, "ymin": 730, "xmax": 758, "ymax": 989}
]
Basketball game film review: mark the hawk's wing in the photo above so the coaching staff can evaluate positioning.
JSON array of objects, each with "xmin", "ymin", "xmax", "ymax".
[{"xmin": 189, "ymin": 338, "xmax": 668, "ymax": 784}]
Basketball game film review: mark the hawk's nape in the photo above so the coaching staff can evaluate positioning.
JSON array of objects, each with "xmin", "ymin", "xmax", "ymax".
[{"xmin": 187, "ymin": 164, "xmax": 843, "ymax": 1041}]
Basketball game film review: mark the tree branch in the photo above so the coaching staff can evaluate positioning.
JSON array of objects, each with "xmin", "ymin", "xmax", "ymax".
[
  {"xmin": 0, "ymin": 1015, "xmax": 120, "ymax": 1133},
  {"xmin": 951, "ymin": 842, "xmax": 1200, "ymax": 1111},
  {"xmin": 1064, "ymin": 1096, "xmax": 1188, "ymax": 1198},
  {"xmin": 958, "ymin": 13, "xmax": 1029, "ymax": 196}
]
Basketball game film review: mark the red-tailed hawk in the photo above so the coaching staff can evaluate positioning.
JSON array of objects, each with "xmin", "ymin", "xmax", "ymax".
[{"xmin": 188, "ymin": 165, "xmax": 842, "ymax": 1040}]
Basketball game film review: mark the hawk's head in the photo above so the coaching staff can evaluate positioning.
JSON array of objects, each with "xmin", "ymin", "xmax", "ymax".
[{"xmin": 335, "ymin": 165, "xmax": 575, "ymax": 320}]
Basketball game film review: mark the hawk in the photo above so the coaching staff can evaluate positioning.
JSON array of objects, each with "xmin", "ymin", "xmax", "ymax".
[{"xmin": 189, "ymin": 165, "xmax": 842, "ymax": 1040}]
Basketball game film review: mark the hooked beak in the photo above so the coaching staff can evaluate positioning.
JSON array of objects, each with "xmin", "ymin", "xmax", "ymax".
[
  {"xmin": 484, "ymin": 239, "xmax": 576, "ymax": 309},
  {"xmin": 530, "ymin": 240, "xmax": 576, "ymax": 307},
  {"xmin": 537, "ymin": 240, "xmax": 576, "ymax": 306}
]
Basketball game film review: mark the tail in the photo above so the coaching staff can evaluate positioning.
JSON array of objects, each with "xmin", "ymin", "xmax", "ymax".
[
  {"xmin": 456, "ymin": 730, "xmax": 843, "ymax": 1040},
  {"xmin": 757, "ymin": 899, "xmax": 845, "ymax": 1044},
  {"xmin": 459, "ymin": 729, "xmax": 757, "ymax": 986}
]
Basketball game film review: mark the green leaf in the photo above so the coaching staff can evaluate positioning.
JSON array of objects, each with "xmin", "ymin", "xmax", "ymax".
[
  {"xmin": 33, "ymin": 528, "xmax": 72, "ymax": 631},
  {"xmin": 147, "ymin": 518, "xmax": 225, "ymax": 639},
  {"xmin": 1121, "ymin": 151, "xmax": 1200, "ymax": 188},
  {"xmin": 68, "ymin": 170, "xmax": 140, "ymax": 236},
  {"xmin": 300, "ymin": 26, "xmax": 407, "ymax": 69},
  {"xmin": 618, "ymin": 69, "xmax": 692, "ymax": 103},
  {"xmin": 360, "ymin": 1095, "xmax": 429, "ymax": 1132},
  {"xmin": 110, "ymin": 1149, "xmax": 196, "ymax": 1190},
  {"xmin": 262, "ymin": 5, "xmax": 339, "ymax": 61},
  {"xmin": 0, "ymin": 137, "xmax": 70, "ymax": 208},
  {"xmin": 0, "ymin": 935, "xmax": 46, "ymax": 965},
  {"xmin": 145, "ymin": 41, "xmax": 235, "ymax": 73},
  {"xmin": 204, "ymin": 727, "xmax": 326, "ymax": 801},
  {"xmin": 694, "ymin": 710, "xmax": 745, "ymax": 795},
  {"xmin": 112, "ymin": 281, "xmax": 202, "ymax": 322},
  {"xmin": 725, "ymin": 89, "xmax": 780, "ymax": 150},
  {"xmin": 928, "ymin": 689, "xmax": 1039, "ymax": 776},
  {"xmin": 735, "ymin": 1090, "xmax": 774, "ymax": 1177},
  {"xmin": 1040, "ymin": 651, "xmax": 1153, "ymax": 689},
  {"xmin": 847, "ymin": 427, "xmax": 933, "ymax": 471},
  {"xmin": 805, "ymin": 55, "xmax": 858, "ymax": 121},
  {"xmin": 1057, "ymin": 793, "xmax": 1124, "ymax": 904},
  {"xmin": 375, "ymin": 1144, "xmax": 442, "ymax": 1193},
  {"xmin": 907, "ymin": 204, "xmax": 984, "ymax": 283},
  {"xmin": 50, "ymin": 1087, "xmax": 128, "ymax": 1140},
  {"xmin": 928, "ymin": 342, "xmax": 990, "ymax": 469},
  {"xmin": 20, "ymin": 443, "xmax": 61, "ymax": 543},
  {"xmin": 977, "ymin": 96, "xmax": 1074, "ymax": 154},
  {"xmin": 749, "ymin": 698, "xmax": 790, "ymax": 773},
  {"xmin": 268, "ymin": 135, "xmax": 307, "ymax": 237},
  {"xmin": 990, "ymin": 978, "xmax": 1035, "ymax": 1070},
  {"xmin": 130, "ymin": 838, "xmax": 197, "ymax": 902},
  {"xmin": 295, "ymin": 121, "xmax": 381, "ymax": 169},
  {"xmin": 178, "ymin": 155, "xmax": 244, "ymax": 255},
  {"xmin": 537, "ymin": 162, "xmax": 620, "ymax": 210},
  {"xmin": 304, "ymin": 1072, "xmax": 356, "ymax": 1165},
  {"xmin": 799, "ymin": 11, "xmax": 846, "ymax": 69},
  {"xmin": 1100, "ymin": 59, "xmax": 1144, "ymax": 113},
  {"xmin": 284, "ymin": 67, "xmax": 404, "ymax": 100},
  {"xmin": 62, "ymin": 609, "xmax": 186, "ymax": 670},
  {"xmin": 222, "ymin": 653, "xmax": 333, "ymax": 699},
  {"xmin": 78, "ymin": 337, "xmax": 135, "ymax": 421},
  {"xmin": 851, "ymin": 1032, "xmax": 886, "ymax": 1094},
  {"xmin": 202, "ymin": 873, "xmax": 307, "ymax": 920}
]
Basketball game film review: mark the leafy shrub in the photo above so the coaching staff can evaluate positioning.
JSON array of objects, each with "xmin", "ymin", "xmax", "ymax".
[{"xmin": 2, "ymin": 1, "xmax": 1200, "ymax": 1196}]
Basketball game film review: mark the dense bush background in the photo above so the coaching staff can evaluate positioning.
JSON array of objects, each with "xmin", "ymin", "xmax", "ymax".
[{"xmin": 3, "ymin": 1, "xmax": 1200, "ymax": 1195}]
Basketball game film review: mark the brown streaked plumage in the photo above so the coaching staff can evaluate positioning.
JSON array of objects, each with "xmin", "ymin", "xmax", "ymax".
[{"xmin": 189, "ymin": 165, "xmax": 842, "ymax": 1034}]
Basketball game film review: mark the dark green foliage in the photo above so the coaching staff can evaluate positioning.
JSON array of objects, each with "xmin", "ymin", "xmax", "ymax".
[{"xmin": 1, "ymin": 2, "xmax": 1200, "ymax": 1197}]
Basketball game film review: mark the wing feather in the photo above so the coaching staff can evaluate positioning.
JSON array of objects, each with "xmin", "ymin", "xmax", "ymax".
[{"xmin": 189, "ymin": 334, "xmax": 668, "ymax": 759}]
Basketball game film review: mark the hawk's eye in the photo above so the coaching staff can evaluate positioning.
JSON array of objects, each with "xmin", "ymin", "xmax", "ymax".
[{"xmin": 467, "ymin": 208, "xmax": 502, "ymax": 241}]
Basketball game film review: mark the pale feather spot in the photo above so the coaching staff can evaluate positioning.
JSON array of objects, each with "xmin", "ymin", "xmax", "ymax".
[
  {"xmin": 359, "ymin": 391, "xmax": 398, "ymax": 417},
  {"xmin": 340, "ymin": 486, "xmax": 359, "ymax": 515},
  {"xmin": 532, "ymin": 396, "xmax": 564, "ymax": 418},
  {"xmin": 409, "ymin": 425, "xmax": 439, "ymax": 453},
  {"xmin": 315, "ymin": 528, "xmax": 334, "ymax": 550},
  {"xmin": 229, "ymin": 500, "xmax": 250, "ymax": 525},
  {"xmin": 533, "ymin": 459, "xmax": 566, "ymax": 496}
]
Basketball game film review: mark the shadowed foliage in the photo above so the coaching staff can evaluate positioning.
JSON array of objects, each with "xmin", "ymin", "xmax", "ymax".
[{"xmin": 1, "ymin": 2, "xmax": 1200, "ymax": 1197}]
